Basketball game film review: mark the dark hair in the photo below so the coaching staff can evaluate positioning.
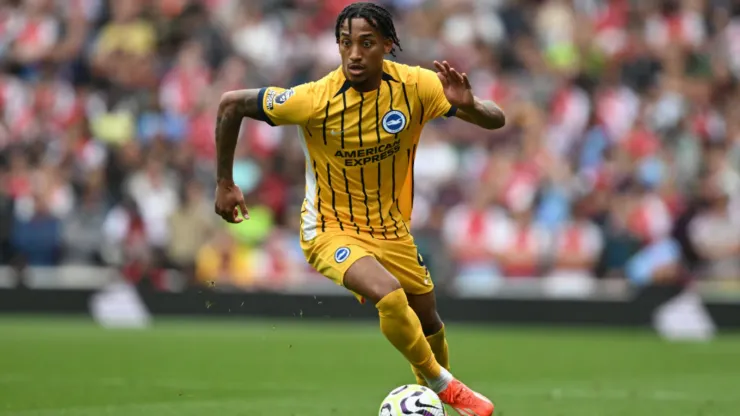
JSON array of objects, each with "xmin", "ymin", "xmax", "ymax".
[{"xmin": 335, "ymin": 2, "xmax": 402, "ymax": 57}]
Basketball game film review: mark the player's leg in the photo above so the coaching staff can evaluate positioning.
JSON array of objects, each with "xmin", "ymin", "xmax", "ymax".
[
  {"xmin": 408, "ymin": 290, "xmax": 443, "ymax": 335},
  {"xmin": 342, "ymin": 256, "xmax": 452, "ymax": 392},
  {"xmin": 300, "ymin": 233, "xmax": 451, "ymax": 390},
  {"xmin": 407, "ymin": 290, "xmax": 450, "ymax": 386},
  {"xmin": 378, "ymin": 241, "xmax": 450, "ymax": 384},
  {"xmin": 404, "ymin": 290, "xmax": 494, "ymax": 416},
  {"xmin": 380, "ymin": 236, "xmax": 494, "ymax": 415}
]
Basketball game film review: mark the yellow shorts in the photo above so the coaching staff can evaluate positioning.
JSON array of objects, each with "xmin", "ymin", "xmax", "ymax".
[{"xmin": 300, "ymin": 231, "xmax": 433, "ymax": 304}]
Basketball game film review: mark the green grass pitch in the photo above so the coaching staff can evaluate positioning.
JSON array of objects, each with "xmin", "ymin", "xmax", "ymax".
[{"xmin": 1, "ymin": 316, "xmax": 739, "ymax": 415}]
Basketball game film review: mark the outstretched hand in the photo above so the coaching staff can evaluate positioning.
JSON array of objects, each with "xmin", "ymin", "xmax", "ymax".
[
  {"xmin": 434, "ymin": 60, "xmax": 474, "ymax": 109},
  {"xmin": 214, "ymin": 180, "xmax": 249, "ymax": 224}
]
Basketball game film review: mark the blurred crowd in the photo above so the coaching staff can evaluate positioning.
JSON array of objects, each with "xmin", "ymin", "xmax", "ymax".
[{"xmin": 0, "ymin": 0, "xmax": 739, "ymax": 295}]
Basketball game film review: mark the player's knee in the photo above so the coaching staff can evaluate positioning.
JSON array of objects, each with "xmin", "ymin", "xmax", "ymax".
[
  {"xmin": 344, "ymin": 256, "xmax": 402, "ymax": 304},
  {"xmin": 369, "ymin": 277, "xmax": 403, "ymax": 304}
]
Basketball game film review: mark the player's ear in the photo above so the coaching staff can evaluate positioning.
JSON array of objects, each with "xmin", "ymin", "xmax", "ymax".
[{"xmin": 383, "ymin": 38, "xmax": 393, "ymax": 55}]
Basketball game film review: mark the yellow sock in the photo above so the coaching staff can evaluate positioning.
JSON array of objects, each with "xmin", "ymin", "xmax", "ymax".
[
  {"xmin": 412, "ymin": 325, "xmax": 450, "ymax": 386},
  {"xmin": 376, "ymin": 289, "xmax": 442, "ymax": 381}
]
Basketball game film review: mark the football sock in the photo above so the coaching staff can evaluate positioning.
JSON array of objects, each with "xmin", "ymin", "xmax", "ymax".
[
  {"xmin": 412, "ymin": 325, "xmax": 450, "ymax": 386},
  {"xmin": 376, "ymin": 288, "xmax": 451, "ymax": 392}
]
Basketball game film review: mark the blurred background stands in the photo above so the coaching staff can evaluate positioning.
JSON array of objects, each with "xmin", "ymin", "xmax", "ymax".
[{"xmin": 0, "ymin": 0, "xmax": 739, "ymax": 297}]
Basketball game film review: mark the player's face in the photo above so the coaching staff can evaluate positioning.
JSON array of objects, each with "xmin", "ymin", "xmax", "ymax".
[{"xmin": 338, "ymin": 18, "xmax": 392, "ymax": 90}]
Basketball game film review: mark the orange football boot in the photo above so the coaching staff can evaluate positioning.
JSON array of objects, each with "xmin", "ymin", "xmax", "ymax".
[{"xmin": 437, "ymin": 379, "xmax": 494, "ymax": 416}]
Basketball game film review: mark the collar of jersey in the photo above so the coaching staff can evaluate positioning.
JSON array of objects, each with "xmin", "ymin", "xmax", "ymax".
[{"xmin": 334, "ymin": 65, "xmax": 399, "ymax": 98}]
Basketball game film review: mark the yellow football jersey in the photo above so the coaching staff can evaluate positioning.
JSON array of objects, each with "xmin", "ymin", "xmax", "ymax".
[{"xmin": 256, "ymin": 60, "xmax": 456, "ymax": 241}]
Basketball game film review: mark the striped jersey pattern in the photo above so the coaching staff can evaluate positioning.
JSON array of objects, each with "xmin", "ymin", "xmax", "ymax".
[{"xmin": 256, "ymin": 60, "xmax": 456, "ymax": 241}]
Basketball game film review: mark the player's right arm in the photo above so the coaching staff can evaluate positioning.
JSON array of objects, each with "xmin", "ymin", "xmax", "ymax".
[
  {"xmin": 214, "ymin": 83, "xmax": 316, "ymax": 223},
  {"xmin": 215, "ymin": 88, "xmax": 261, "ymax": 187},
  {"xmin": 213, "ymin": 89, "xmax": 258, "ymax": 223}
]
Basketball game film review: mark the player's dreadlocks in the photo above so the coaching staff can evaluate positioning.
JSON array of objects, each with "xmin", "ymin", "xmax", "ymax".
[{"xmin": 335, "ymin": 2, "xmax": 402, "ymax": 57}]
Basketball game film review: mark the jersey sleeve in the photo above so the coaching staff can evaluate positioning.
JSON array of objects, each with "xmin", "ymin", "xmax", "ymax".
[
  {"xmin": 417, "ymin": 67, "xmax": 457, "ymax": 121},
  {"xmin": 256, "ymin": 83, "xmax": 316, "ymax": 127}
]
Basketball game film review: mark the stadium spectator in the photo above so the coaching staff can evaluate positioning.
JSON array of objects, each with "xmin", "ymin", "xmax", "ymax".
[
  {"xmin": 195, "ymin": 227, "xmax": 255, "ymax": 289},
  {"xmin": 11, "ymin": 191, "xmax": 62, "ymax": 266},
  {"xmin": 547, "ymin": 193, "xmax": 604, "ymax": 281},
  {"xmin": 0, "ymin": 171, "xmax": 14, "ymax": 265},
  {"xmin": 490, "ymin": 174, "xmax": 551, "ymax": 279},
  {"xmin": 167, "ymin": 179, "xmax": 216, "ymax": 275},
  {"xmin": 442, "ymin": 187, "xmax": 507, "ymax": 294},
  {"xmin": 687, "ymin": 171, "xmax": 740, "ymax": 280},
  {"xmin": 61, "ymin": 168, "xmax": 108, "ymax": 264},
  {"xmin": 90, "ymin": 0, "xmax": 157, "ymax": 88}
]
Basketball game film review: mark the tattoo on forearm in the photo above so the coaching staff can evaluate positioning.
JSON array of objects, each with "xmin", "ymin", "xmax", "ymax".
[
  {"xmin": 215, "ymin": 97, "xmax": 243, "ymax": 182},
  {"xmin": 481, "ymin": 100, "xmax": 502, "ymax": 118},
  {"xmin": 215, "ymin": 90, "xmax": 261, "ymax": 182},
  {"xmin": 470, "ymin": 99, "xmax": 505, "ymax": 129},
  {"xmin": 242, "ymin": 92, "xmax": 260, "ymax": 118}
]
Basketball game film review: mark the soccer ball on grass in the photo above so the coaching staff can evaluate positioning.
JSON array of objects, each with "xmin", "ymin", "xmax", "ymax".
[{"xmin": 379, "ymin": 384, "xmax": 447, "ymax": 416}]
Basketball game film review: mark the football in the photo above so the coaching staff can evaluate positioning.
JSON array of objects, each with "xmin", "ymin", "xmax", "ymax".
[{"xmin": 379, "ymin": 384, "xmax": 447, "ymax": 416}]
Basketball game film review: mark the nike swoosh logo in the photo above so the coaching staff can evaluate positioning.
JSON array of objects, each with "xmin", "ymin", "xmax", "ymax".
[{"xmin": 414, "ymin": 398, "xmax": 438, "ymax": 409}]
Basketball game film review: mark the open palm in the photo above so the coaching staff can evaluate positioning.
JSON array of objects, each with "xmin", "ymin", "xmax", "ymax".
[{"xmin": 434, "ymin": 60, "xmax": 474, "ymax": 109}]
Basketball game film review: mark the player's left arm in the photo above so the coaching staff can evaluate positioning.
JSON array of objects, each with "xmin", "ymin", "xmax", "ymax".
[
  {"xmin": 433, "ymin": 60, "xmax": 505, "ymax": 130},
  {"xmin": 454, "ymin": 96, "xmax": 506, "ymax": 130}
]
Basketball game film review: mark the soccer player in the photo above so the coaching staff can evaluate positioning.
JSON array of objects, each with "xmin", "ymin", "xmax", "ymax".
[{"xmin": 214, "ymin": 3, "xmax": 505, "ymax": 415}]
